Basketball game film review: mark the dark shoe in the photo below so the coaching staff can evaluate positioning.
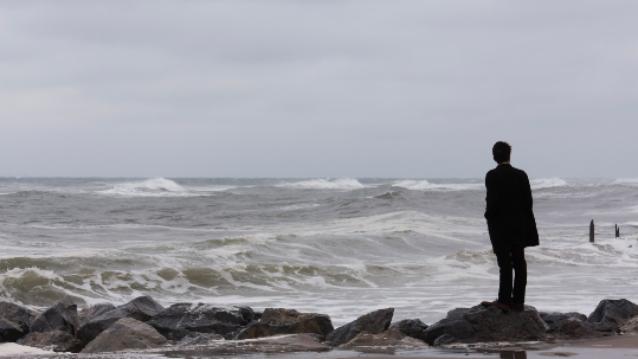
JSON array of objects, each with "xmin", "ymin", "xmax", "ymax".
[
  {"xmin": 481, "ymin": 300, "xmax": 511, "ymax": 312},
  {"xmin": 510, "ymin": 303, "xmax": 525, "ymax": 312}
]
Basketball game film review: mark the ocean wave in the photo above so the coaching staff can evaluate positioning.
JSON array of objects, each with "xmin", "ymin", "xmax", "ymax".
[
  {"xmin": 97, "ymin": 178, "xmax": 196, "ymax": 197},
  {"xmin": 276, "ymin": 178, "xmax": 366, "ymax": 190},
  {"xmin": 613, "ymin": 178, "xmax": 638, "ymax": 186},
  {"xmin": 531, "ymin": 177, "xmax": 568, "ymax": 190},
  {"xmin": 392, "ymin": 180, "xmax": 482, "ymax": 191}
]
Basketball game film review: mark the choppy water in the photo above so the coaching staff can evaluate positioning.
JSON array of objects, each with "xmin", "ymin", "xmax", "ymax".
[{"xmin": 0, "ymin": 177, "xmax": 637, "ymax": 325}]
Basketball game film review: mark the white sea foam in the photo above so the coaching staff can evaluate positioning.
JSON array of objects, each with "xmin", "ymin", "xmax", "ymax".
[
  {"xmin": 613, "ymin": 178, "xmax": 638, "ymax": 186},
  {"xmin": 277, "ymin": 178, "xmax": 366, "ymax": 190},
  {"xmin": 97, "ymin": 178, "xmax": 195, "ymax": 197},
  {"xmin": 531, "ymin": 177, "xmax": 568, "ymax": 189},
  {"xmin": 392, "ymin": 180, "xmax": 482, "ymax": 191}
]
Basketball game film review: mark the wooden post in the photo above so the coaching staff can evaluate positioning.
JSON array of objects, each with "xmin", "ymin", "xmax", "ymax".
[
  {"xmin": 589, "ymin": 220, "xmax": 595, "ymax": 243},
  {"xmin": 615, "ymin": 224, "xmax": 620, "ymax": 238}
]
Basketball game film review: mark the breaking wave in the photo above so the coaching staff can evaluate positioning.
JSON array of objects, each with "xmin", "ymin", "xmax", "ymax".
[
  {"xmin": 392, "ymin": 180, "xmax": 482, "ymax": 191},
  {"xmin": 531, "ymin": 178, "xmax": 568, "ymax": 190},
  {"xmin": 97, "ymin": 178, "xmax": 193, "ymax": 197},
  {"xmin": 276, "ymin": 178, "xmax": 366, "ymax": 190}
]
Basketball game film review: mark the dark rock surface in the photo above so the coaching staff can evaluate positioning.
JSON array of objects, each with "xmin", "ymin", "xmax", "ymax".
[
  {"xmin": 390, "ymin": 318, "xmax": 429, "ymax": 342},
  {"xmin": 236, "ymin": 308, "xmax": 333, "ymax": 340},
  {"xmin": 0, "ymin": 318, "xmax": 25, "ymax": 342},
  {"xmin": 147, "ymin": 303, "xmax": 251, "ymax": 340},
  {"xmin": 540, "ymin": 312, "xmax": 598, "ymax": 339},
  {"xmin": 77, "ymin": 296, "xmax": 164, "ymax": 344},
  {"xmin": 0, "ymin": 301, "xmax": 37, "ymax": 333},
  {"xmin": 588, "ymin": 299, "xmax": 638, "ymax": 332},
  {"xmin": 423, "ymin": 304, "xmax": 547, "ymax": 345},
  {"xmin": 18, "ymin": 330, "xmax": 84, "ymax": 352},
  {"xmin": 325, "ymin": 308, "xmax": 394, "ymax": 346},
  {"xmin": 79, "ymin": 303, "xmax": 116, "ymax": 325},
  {"xmin": 29, "ymin": 298, "xmax": 79, "ymax": 335},
  {"xmin": 81, "ymin": 317, "xmax": 167, "ymax": 353}
]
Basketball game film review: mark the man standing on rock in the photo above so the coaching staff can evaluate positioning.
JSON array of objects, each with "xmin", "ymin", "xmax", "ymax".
[{"xmin": 484, "ymin": 141, "xmax": 539, "ymax": 312}]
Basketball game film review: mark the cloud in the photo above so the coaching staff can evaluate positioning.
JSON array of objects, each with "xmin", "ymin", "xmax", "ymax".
[{"xmin": 1, "ymin": 0, "xmax": 637, "ymax": 177}]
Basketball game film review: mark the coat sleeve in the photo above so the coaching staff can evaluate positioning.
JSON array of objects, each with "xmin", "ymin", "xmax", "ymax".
[
  {"xmin": 484, "ymin": 171, "xmax": 496, "ymax": 220},
  {"xmin": 522, "ymin": 172, "xmax": 533, "ymax": 211}
]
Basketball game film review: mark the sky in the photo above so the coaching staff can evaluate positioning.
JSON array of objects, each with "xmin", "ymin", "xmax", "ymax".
[{"xmin": 1, "ymin": 0, "xmax": 637, "ymax": 178}]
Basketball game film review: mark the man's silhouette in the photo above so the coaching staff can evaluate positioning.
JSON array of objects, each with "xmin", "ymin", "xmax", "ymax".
[{"xmin": 484, "ymin": 141, "xmax": 538, "ymax": 312}]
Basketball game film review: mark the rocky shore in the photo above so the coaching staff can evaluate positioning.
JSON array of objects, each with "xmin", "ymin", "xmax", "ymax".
[{"xmin": 1, "ymin": 296, "xmax": 638, "ymax": 357}]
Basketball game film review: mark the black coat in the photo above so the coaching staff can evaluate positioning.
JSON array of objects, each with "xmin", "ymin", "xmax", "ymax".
[{"xmin": 484, "ymin": 163, "xmax": 539, "ymax": 250}]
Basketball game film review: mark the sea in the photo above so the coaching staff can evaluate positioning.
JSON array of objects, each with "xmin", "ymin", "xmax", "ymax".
[{"xmin": 0, "ymin": 177, "xmax": 637, "ymax": 326}]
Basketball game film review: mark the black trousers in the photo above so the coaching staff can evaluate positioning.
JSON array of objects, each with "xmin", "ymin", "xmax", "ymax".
[{"xmin": 494, "ymin": 245, "xmax": 527, "ymax": 305}]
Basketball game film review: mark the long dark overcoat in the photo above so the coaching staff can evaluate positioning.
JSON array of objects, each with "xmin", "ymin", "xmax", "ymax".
[{"xmin": 484, "ymin": 163, "xmax": 539, "ymax": 250}]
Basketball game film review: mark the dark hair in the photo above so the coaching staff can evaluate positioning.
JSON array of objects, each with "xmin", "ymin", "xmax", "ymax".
[{"xmin": 492, "ymin": 141, "xmax": 511, "ymax": 163}]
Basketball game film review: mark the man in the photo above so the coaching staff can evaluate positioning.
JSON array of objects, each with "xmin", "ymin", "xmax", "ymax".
[{"xmin": 484, "ymin": 141, "xmax": 539, "ymax": 312}]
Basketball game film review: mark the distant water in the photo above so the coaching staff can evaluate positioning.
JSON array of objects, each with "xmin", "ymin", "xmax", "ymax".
[{"xmin": 1, "ymin": 177, "xmax": 637, "ymax": 325}]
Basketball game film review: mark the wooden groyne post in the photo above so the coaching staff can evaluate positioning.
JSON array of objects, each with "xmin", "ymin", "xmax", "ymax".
[
  {"xmin": 615, "ymin": 224, "xmax": 620, "ymax": 238},
  {"xmin": 589, "ymin": 220, "xmax": 595, "ymax": 243}
]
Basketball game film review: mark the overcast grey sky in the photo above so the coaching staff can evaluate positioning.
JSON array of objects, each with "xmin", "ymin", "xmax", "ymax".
[{"xmin": 1, "ymin": 0, "xmax": 637, "ymax": 178}]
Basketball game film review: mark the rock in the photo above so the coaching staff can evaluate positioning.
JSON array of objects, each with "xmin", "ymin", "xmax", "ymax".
[
  {"xmin": 163, "ymin": 334, "xmax": 330, "ymax": 355},
  {"xmin": 177, "ymin": 332, "xmax": 224, "ymax": 346},
  {"xmin": 18, "ymin": 330, "xmax": 84, "ymax": 352},
  {"xmin": 0, "ymin": 318, "xmax": 25, "ymax": 342},
  {"xmin": 79, "ymin": 303, "xmax": 116, "ymax": 325},
  {"xmin": 77, "ymin": 295, "xmax": 164, "ymax": 344},
  {"xmin": 588, "ymin": 299, "xmax": 638, "ymax": 332},
  {"xmin": 540, "ymin": 312, "xmax": 598, "ymax": 339},
  {"xmin": 235, "ymin": 308, "xmax": 333, "ymax": 340},
  {"xmin": 325, "ymin": 308, "xmax": 394, "ymax": 346},
  {"xmin": 147, "ymin": 303, "xmax": 252, "ymax": 340},
  {"xmin": 81, "ymin": 317, "xmax": 167, "ymax": 353},
  {"xmin": 620, "ymin": 317, "xmax": 638, "ymax": 333},
  {"xmin": 0, "ymin": 302, "xmax": 37, "ymax": 333},
  {"xmin": 29, "ymin": 298, "xmax": 79, "ymax": 335},
  {"xmin": 390, "ymin": 319, "xmax": 429, "ymax": 342},
  {"xmin": 340, "ymin": 327, "xmax": 426, "ymax": 353},
  {"xmin": 423, "ymin": 304, "xmax": 547, "ymax": 345}
]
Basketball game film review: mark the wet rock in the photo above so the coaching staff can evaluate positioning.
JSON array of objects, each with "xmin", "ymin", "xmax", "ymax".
[
  {"xmin": 81, "ymin": 317, "xmax": 167, "ymax": 353},
  {"xmin": 340, "ymin": 327, "xmax": 426, "ymax": 353},
  {"xmin": 18, "ymin": 330, "xmax": 84, "ymax": 352},
  {"xmin": 147, "ymin": 303, "xmax": 251, "ymax": 340},
  {"xmin": 0, "ymin": 302, "xmax": 37, "ymax": 333},
  {"xmin": 423, "ymin": 304, "xmax": 547, "ymax": 345},
  {"xmin": 77, "ymin": 296, "xmax": 164, "ymax": 344},
  {"xmin": 236, "ymin": 308, "xmax": 333, "ymax": 340},
  {"xmin": 29, "ymin": 298, "xmax": 79, "ymax": 335},
  {"xmin": 325, "ymin": 308, "xmax": 394, "ymax": 346},
  {"xmin": 162, "ymin": 333, "xmax": 330, "ymax": 356},
  {"xmin": 79, "ymin": 303, "xmax": 116, "ymax": 325},
  {"xmin": 0, "ymin": 318, "xmax": 24, "ymax": 342},
  {"xmin": 541, "ymin": 312, "xmax": 598, "ymax": 339},
  {"xmin": 390, "ymin": 319, "xmax": 429, "ymax": 342},
  {"xmin": 620, "ymin": 317, "xmax": 638, "ymax": 333},
  {"xmin": 588, "ymin": 299, "xmax": 638, "ymax": 332}
]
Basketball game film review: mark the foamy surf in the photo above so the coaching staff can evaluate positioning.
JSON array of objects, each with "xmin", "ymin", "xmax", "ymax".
[
  {"xmin": 276, "ymin": 178, "xmax": 366, "ymax": 190},
  {"xmin": 392, "ymin": 180, "xmax": 482, "ymax": 191},
  {"xmin": 0, "ymin": 343, "xmax": 52, "ymax": 357},
  {"xmin": 531, "ymin": 177, "xmax": 569, "ymax": 189},
  {"xmin": 97, "ymin": 177, "xmax": 195, "ymax": 197}
]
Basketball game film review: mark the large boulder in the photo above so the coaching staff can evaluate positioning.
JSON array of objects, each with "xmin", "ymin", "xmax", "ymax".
[
  {"xmin": 77, "ymin": 296, "xmax": 164, "ymax": 344},
  {"xmin": 540, "ymin": 312, "xmax": 598, "ymax": 339},
  {"xmin": 235, "ymin": 308, "xmax": 333, "ymax": 340},
  {"xmin": 389, "ymin": 319, "xmax": 429, "ymax": 342},
  {"xmin": 0, "ymin": 302, "xmax": 37, "ymax": 333},
  {"xmin": 147, "ymin": 303, "xmax": 252, "ymax": 340},
  {"xmin": 588, "ymin": 299, "xmax": 638, "ymax": 332},
  {"xmin": 423, "ymin": 304, "xmax": 547, "ymax": 345},
  {"xmin": 18, "ymin": 330, "xmax": 84, "ymax": 352},
  {"xmin": 340, "ymin": 326, "xmax": 426, "ymax": 353},
  {"xmin": 0, "ymin": 318, "xmax": 25, "ymax": 342},
  {"xmin": 29, "ymin": 298, "xmax": 79, "ymax": 335},
  {"xmin": 325, "ymin": 308, "xmax": 394, "ymax": 346},
  {"xmin": 81, "ymin": 317, "xmax": 167, "ymax": 353},
  {"xmin": 79, "ymin": 303, "xmax": 116, "ymax": 325}
]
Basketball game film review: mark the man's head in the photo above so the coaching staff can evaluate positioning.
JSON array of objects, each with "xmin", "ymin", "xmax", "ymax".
[{"xmin": 492, "ymin": 141, "xmax": 511, "ymax": 164}]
